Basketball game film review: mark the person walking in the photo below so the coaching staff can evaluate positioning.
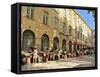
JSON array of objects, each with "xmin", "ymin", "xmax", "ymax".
[
  {"xmin": 28, "ymin": 47, "xmax": 34, "ymax": 63},
  {"xmin": 45, "ymin": 48, "xmax": 49, "ymax": 62},
  {"xmin": 33, "ymin": 48, "xmax": 39, "ymax": 63},
  {"xmin": 58, "ymin": 49, "xmax": 62, "ymax": 60},
  {"xmin": 76, "ymin": 49, "xmax": 80, "ymax": 56}
]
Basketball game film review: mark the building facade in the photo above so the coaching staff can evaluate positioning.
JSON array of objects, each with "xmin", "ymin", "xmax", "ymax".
[
  {"xmin": 21, "ymin": 6, "xmax": 93, "ymax": 53},
  {"xmin": 91, "ymin": 30, "xmax": 95, "ymax": 49}
]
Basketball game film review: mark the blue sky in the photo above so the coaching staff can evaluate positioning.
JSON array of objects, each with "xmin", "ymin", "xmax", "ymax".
[{"xmin": 76, "ymin": 9, "xmax": 95, "ymax": 30}]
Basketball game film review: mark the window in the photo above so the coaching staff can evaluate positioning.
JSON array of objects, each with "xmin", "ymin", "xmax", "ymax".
[
  {"xmin": 63, "ymin": 23, "xmax": 66, "ymax": 33},
  {"xmin": 69, "ymin": 26, "xmax": 72, "ymax": 35},
  {"xmin": 22, "ymin": 30, "xmax": 35, "ymax": 50},
  {"xmin": 82, "ymin": 34, "xmax": 83, "ymax": 40},
  {"xmin": 77, "ymin": 31, "xmax": 80, "ymax": 39},
  {"xmin": 41, "ymin": 34, "xmax": 49, "ymax": 51},
  {"xmin": 79, "ymin": 28, "xmax": 83, "ymax": 40},
  {"xmin": 69, "ymin": 41, "xmax": 72, "ymax": 52},
  {"xmin": 54, "ymin": 17, "xmax": 59, "ymax": 27},
  {"xmin": 83, "ymin": 35, "xmax": 84, "ymax": 40},
  {"xmin": 27, "ymin": 7, "xmax": 34, "ymax": 19},
  {"xmin": 62, "ymin": 39, "xmax": 66, "ymax": 51},
  {"xmin": 81, "ymin": 33, "xmax": 82, "ymax": 40},
  {"xmin": 43, "ymin": 11, "xmax": 49, "ymax": 25},
  {"xmin": 53, "ymin": 37, "xmax": 59, "ymax": 50}
]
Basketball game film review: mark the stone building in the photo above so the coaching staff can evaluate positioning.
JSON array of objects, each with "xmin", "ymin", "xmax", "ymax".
[
  {"xmin": 91, "ymin": 30, "xmax": 95, "ymax": 49},
  {"xmin": 21, "ymin": 6, "xmax": 93, "ymax": 53}
]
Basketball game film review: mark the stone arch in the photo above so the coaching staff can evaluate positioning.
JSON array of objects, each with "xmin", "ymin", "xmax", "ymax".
[
  {"xmin": 53, "ymin": 37, "xmax": 59, "ymax": 50},
  {"xmin": 41, "ymin": 34, "xmax": 49, "ymax": 51},
  {"xmin": 22, "ymin": 30, "xmax": 35, "ymax": 50}
]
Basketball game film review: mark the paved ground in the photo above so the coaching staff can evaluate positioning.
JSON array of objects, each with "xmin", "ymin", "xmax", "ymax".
[{"xmin": 21, "ymin": 54, "xmax": 95, "ymax": 71}]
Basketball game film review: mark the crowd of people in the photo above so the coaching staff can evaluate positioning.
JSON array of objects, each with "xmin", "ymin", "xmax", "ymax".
[{"xmin": 21, "ymin": 47, "xmax": 95, "ymax": 65}]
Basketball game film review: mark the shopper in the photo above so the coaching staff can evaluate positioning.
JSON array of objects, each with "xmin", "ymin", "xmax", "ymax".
[{"xmin": 33, "ymin": 48, "xmax": 39, "ymax": 63}]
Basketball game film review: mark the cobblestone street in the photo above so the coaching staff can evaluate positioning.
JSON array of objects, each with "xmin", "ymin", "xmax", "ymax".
[{"xmin": 21, "ymin": 54, "xmax": 95, "ymax": 71}]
